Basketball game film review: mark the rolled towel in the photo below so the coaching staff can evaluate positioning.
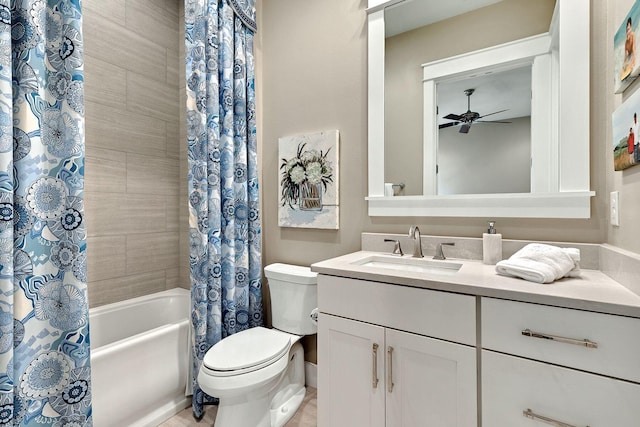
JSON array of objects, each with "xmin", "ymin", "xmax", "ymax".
[{"xmin": 495, "ymin": 243, "xmax": 581, "ymax": 284}]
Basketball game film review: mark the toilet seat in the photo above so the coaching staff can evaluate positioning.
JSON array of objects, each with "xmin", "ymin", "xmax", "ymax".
[{"xmin": 203, "ymin": 327, "xmax": 292, "ymax": 377}]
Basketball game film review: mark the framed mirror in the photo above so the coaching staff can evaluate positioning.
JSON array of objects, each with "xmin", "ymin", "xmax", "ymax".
[{"xmin": 367, "ymin": 0, "xmax": 594, "ymax": 218}]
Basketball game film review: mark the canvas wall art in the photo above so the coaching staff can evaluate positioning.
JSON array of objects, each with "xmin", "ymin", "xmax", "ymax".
[
  {"xmin": 614, "ymin": 0, "xmax": 640, "ymax": 93},
  {"xmin": 613, "ymin": 87, "xmax": 640, "ymax": 171},
  {"xmin": 278, "ymin": 130, "xmax": 339, "ymax": 229}
]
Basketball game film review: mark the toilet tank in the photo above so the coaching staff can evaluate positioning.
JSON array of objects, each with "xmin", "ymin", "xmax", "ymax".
[{"xmin": 265, "ymin": 263, "xmax": 317, "ymax": 335}]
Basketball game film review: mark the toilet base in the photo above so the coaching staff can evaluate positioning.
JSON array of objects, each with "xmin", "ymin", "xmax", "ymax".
[
  {"xmin": 214, "ymin": 394, "xmax": 271, "ymax": 427},
  {"xmin": 212, "ymin": 341, "xmax": 306, "ymax": 427},
  {"xmin": 270, "ymin": 383, "xmax": 306, "ymax": 427}
]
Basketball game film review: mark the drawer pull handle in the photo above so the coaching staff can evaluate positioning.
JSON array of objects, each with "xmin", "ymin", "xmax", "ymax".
[
  {"xmin": 372, "ymin": 343, "xmax": 379, "ymax": 389},
  {"xmin": 521, "ymin": 329, "xmax": 598, "ymax": 349},
  {"xmin": 387, "ymin": 346, "xmax": 394, "ymax": 393},
  {"xmin": 523, "ymin": 408, "xmax": 589, "ymax": 427}
]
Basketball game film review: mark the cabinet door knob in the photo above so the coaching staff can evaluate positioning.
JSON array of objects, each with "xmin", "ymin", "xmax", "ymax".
[
  {"xmin": 387, "ymin": 346, "xmax": 394, "ymax": 393},
  {"xmin": 372, "ymin": 343, "xmax": 379, "ymax": 389},
  {"xmin": 521, "ymin": 329, "xmax": 598, "ymax": 349},
  {"xmin": 523, "ymin": 408, "xmax": 589, "ymax": 427}
]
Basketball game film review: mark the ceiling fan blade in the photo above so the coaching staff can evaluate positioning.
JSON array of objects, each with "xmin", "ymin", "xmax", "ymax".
[
  {"xmin": 478, "ymin": 109, "xmax": 508, "ymax": 119},
  {"xmin": 439, "ymin": 121, "xmax": 460, "ymax": 129},
  {"xmin": 459, "ymin": 123, "xmax": 471, "ymax": 134},
  {"xmin": 443, "ymin": 113, "xmax": 464, "ymax": 121},
  {"xmin": 476, "ymin": 120, "xmax": 512, "ymax": 124}
]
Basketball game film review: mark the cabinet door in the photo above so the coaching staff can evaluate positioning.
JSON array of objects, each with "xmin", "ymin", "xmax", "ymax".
[
  {"xmin": 318, "ymin": 313, "xmax": 386, "ymax": 427},
  {"xmin": 385, "ymin": 329, "xmax": 477, "ymax": 427},
  {"xmin": 483, "ymin": 350, "xmax": 640, "ymax": 426}
]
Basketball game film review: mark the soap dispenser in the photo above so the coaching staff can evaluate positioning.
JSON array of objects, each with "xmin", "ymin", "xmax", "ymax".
[{"xmin": 483, "ymin": 221, "xmax": 502, "ymax": 265}]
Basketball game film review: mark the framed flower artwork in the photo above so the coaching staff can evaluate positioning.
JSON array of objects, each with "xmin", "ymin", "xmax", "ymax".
[{"xmin": 278, "ymin": 130, "xmax": 339, "ymax": 229}]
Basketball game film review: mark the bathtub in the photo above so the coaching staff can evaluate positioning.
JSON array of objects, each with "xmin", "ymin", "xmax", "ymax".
[{"xmin": 90, "ymin": 288, "xmax": 191, "ymax": 427}]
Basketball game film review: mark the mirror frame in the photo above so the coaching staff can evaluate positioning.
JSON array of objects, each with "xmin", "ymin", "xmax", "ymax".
[{"xmin": 366, "ymin": 0, "xmax": 594, "ymax": 218}]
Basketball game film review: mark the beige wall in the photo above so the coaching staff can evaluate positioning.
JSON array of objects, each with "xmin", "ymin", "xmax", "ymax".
[
  {"xmin": 258, "ymin": 0, "xmax": 610, "ymax": 270},
  {"xmin": 83, "ymin": 0, "xmax": 187, "ymax": 307},
  {"xmin": 258, "ymin": 0, "xmax": 369, "ymax": 268}
]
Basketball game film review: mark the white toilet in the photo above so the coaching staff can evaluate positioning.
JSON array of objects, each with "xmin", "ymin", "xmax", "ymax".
[{"xmin": 197, "ymin": 263, "xmax": 318, "ymax": 427}]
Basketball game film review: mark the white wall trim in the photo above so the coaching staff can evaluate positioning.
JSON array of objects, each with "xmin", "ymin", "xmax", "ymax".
[
  {"xmin": 368, "ymin": 10, "xmax": 385, "ymax": 197},
  {"xmin": 367, "ymin": 191, "xmax": 595, "ymax": 218},
  {"xmin": 421, "ymin": 33, "xmax": 551, "ymax": 81}
]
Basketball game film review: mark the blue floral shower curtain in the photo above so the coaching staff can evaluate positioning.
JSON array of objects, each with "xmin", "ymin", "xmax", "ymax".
[
  {"xmin": 185, "ymin": 0, "xmax": 262, "ymax": 418},
  {"xmin": 0, "ymin": 0, "xmax": 91, "ymax": 425}
]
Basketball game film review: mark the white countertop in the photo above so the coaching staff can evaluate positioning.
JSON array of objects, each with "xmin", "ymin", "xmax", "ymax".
[{"xmin": 311, "ymin": 251, "xmax": 640, "ymax": 318}]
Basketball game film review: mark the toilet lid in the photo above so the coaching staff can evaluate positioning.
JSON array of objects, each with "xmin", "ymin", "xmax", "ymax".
[{"xmin": 203, "ymin": 327, "xmax": 292, "ymax": 374}]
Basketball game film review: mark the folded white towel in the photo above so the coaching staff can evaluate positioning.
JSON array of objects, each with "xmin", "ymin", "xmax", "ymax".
[
  {"xmin": 495, "ymin": 243, "xmax": 581, "ymax": 284},
  {"xmin": 563, "ymin": 247, "xmax": 582, "ymax": 278}
]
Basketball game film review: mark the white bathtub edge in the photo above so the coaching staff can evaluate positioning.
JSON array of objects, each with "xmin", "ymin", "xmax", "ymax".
[
  {"xmin": 91, "ymin": 288, "xmax": 191, "ymax": 427},
  {"xmin": 89, "ymin": 287, "xmax": 189, "ymax": 316}
]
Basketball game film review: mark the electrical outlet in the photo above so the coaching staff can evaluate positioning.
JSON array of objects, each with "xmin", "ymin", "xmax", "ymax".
[{"xmin": 610, "ymin": 191, "xmax": 620, "ymax": 226}]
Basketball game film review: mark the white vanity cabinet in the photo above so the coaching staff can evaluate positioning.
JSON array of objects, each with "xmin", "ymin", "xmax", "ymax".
[
  {"xmin": 481, "ymin": 298, "xmax": 640, "ymax": 426},
  {"xmin": 317, "ymin": 275, "xmax": 478, "ymax": 427},
  {"xmin": 313, "ymin": 248, "xmax": 640, "ymax": 426}
]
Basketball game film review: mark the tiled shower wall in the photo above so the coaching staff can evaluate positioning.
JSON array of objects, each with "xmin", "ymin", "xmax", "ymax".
[{"xmin": 83, "ymin": 0, "xmax": 188, "ymax": 307}]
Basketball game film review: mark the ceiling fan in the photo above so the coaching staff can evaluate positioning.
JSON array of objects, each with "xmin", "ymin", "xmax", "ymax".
[{"xmin": 439, "ymin": 88, "xmax": 510, "ymax": 134}]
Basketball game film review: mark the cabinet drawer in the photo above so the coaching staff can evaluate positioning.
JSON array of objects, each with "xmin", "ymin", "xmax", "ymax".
[
  {"xmin": 483, "ymin": 351, "xmax": 640, "ymax": 427},
  {"xmin": 318, "ymin": 275, "xmax": 476, "ymax": 346},
  {"xmin": 482, "ymin": 298, "xmax": 640, "ymax": 382}
]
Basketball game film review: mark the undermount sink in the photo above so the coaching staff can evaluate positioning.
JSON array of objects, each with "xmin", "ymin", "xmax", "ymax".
[{"xmin": 352, "ymin": 255, "xmax": 462, "ymax": 276}]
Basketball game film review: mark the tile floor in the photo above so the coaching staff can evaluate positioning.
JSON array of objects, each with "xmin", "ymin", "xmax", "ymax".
[{"xmin": 158, "ymin": 387, "xmax": 317, "ymax": 427}]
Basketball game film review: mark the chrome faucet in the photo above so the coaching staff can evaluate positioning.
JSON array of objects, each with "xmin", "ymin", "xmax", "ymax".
[{"xmin": 408, "ymin": 226, "xmax": 424, "ymax": 258}]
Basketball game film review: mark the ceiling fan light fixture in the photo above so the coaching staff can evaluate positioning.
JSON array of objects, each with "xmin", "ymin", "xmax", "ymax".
[{"xmin": 440, "ymin": 88, "xmax": 510, "ymax": 134}]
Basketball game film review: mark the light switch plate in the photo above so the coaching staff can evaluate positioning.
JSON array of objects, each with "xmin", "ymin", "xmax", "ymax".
[{"xmin": 610, "ymin": 191, "xmax": 620, "ymax": 226}]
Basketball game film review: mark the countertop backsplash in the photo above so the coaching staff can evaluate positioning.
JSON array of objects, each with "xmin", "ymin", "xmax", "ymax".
[
  {"xmin": 362, "ymin": 233, "xmax": 601, "ymax": 269},
  {"xmin": 600, "ymin": 244, "xmax": 640, "ymax": 298},
  {"xmin": 361, "ymin": 232, "xmax": 640, "ymax": 298}
]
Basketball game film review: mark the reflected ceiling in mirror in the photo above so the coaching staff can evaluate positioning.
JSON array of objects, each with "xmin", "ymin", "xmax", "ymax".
[
  {"xmin": 384, "ymin": 0, "xmax": 503, "ymax": 37},
  {"xmin": 437, "ymin": 66, "xmax": 531, "ymax": 129}
]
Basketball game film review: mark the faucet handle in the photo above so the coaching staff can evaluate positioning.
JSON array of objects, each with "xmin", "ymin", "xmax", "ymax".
[
  {"xmin": 433, "ymin": 242, "xmax": 455, "ymax": 260},
  {"xmin": 384, "ymin": 239, "xmax": 404, "ymax": 256}
]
